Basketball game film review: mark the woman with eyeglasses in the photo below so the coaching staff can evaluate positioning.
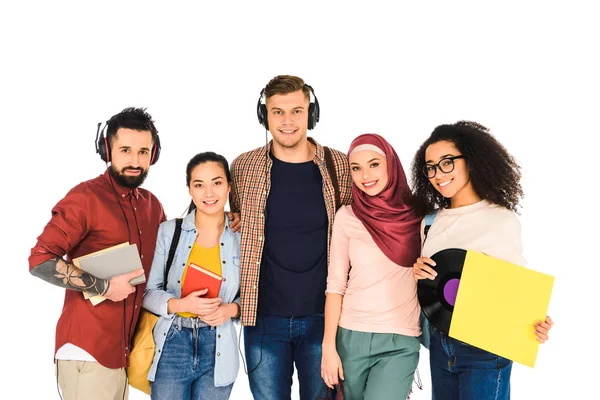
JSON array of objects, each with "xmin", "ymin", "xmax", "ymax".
[
  {"xmin": 321, "ymin": 134, "xmax": 422, "ymax": 400},
  {"xmin": 411, "ymin": 121, "xmax": 553, "ymax": 399}
]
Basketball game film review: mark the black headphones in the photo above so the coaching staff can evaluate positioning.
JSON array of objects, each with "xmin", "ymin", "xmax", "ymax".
[
  {"xmin": 95, "ymin": 121, "xmax": 161, "ymax": 165},
  {"xmin": 256, "ymin": 84, "xmax": 320, "ymax": 131}
]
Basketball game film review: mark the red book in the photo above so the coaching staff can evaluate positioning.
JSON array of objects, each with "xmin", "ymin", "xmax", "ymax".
[{"xmin": 181, "ymin": 263, "xmax": 223, "ymax": 298}]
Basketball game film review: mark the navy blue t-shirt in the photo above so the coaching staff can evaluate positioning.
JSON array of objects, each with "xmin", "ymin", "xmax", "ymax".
[{"xmin": 258, "ymin": 153, "xmax": 328, "ymax": 317}]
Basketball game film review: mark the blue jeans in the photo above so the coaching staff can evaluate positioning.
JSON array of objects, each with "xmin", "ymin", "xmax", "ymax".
[
  {"xmin": 244, "ymin": 314, "xmax": 329, "ymax": 400},
  {"xmin": 151, "ymin": 324, "xmax": 233, "ymax": 400},
  {"xmin": 429, "ymin": 327, "xmax": 512, "ymax": 400}
]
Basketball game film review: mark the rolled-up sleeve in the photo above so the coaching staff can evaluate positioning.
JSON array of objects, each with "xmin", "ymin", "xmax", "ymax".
[
  {"xmin": 326, "ymin": 207, "xmax": 350, "ymax": 295},
  {"xmin": 29, "ymin": 185, "xmax": 92, "ymax": 270}
]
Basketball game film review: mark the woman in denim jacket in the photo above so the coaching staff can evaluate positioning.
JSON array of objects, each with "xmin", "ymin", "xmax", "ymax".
[{"xmin": 143, "ymin": 152, "xmax": 241, "ymax": 400}]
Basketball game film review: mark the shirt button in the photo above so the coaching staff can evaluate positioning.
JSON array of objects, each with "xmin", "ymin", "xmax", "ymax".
[
  {"xmin": 256, "ymin": 262, "xmax": 260, "ymax": 265},
  {"xmin": 222, "ymin": 261, "xmax": 226, "ymax": 264},
  {"xmin": 121, "ymin": 194, "xmax": 126, "ymax": 198},
  {"xmin": 139, "ymin": 230, "xmax": 142, "ymax": 234},
  {"xmin": 252, "ymin": 285, "xmax": 257, "ymax": 290},
  {"xmin": 135, "ymin": 305, "xmax": 138, "ymax": 308},
  {"xmin": 223, "ymin": 278, "xmax": 227, "ymax": 282},
  {"xmin": 259, "ymin": 236, "xmax": 263, "ymax": 241},
  {"xmin": 221, "ymin": 243, "xmax": 224, "ymax": 246},
  {"xmin": 141, "ymin": 255, "xmax": 144, "ymax": 259},
  {"xmin": 218, "ymin": 334, "xmax": 221, "ymax": 338},
  {"xmin": 182, "ymin": 263, "xmax": 185, "ymax": 266},
  {"xmin": 134, "ymin": 207, "xmax": 137, "ymax": 211},
  {"xmin": 217, "ymin": 352, "xmax": 221, "ymax": 356}
]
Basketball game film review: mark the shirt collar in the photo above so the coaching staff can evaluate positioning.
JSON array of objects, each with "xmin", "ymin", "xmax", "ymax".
[
  {"xmin": 182, "ymin": 209, "xmax": 235, "ymax": 237},
  {"xmin": 265, "ymin": 136, "xmax": 325, "ymax": 163}
]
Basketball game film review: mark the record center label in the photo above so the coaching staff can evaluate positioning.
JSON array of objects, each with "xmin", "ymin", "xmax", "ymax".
[{"xmin": 443, "ymin": 278, "xmax": 460, "ymax": 306}]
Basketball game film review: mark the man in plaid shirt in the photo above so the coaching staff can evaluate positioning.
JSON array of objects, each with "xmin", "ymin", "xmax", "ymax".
[{"xmin": 230, "ymin": 75, "xmax": 352, "ymax": 399}]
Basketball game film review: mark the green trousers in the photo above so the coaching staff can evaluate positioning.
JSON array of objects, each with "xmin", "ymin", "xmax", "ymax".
[{"xmin": 336, "ymin": 327, "xmax": 420, "ymax": 400}]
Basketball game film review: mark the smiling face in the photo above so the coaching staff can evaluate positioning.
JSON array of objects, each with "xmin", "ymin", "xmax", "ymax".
[
  {"xmin": 188, "ymin": 161, "xmax": 230, "ymax": 216},
  {"xmin": 265, "ymin": 89, "xmax": 310, "ymax": 151},
  {"xmin": 349, "ymin": 150, "xmax": 389, "ymax": 196},
  {"xmin": 425, "ymin": 140, "xmax": 479, "ymax": 208}
]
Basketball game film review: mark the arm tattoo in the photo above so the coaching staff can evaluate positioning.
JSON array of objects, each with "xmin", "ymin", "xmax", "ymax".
[{"xmin": 30, "ymin": 258, "xmax": 110, "ymax": 296}]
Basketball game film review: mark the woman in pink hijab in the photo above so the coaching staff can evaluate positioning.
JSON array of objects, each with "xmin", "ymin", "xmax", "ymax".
[{"xmin": 321, "ymin": 134, "xmax": 423, "ymax": 400}]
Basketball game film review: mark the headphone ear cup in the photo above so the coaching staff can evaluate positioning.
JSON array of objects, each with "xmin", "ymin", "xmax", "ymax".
[
  {"xmin": 150, "ymin": 135, "xmax": 161, "ymax": 165},
  {"xmin": 103, "ymin": 137, "xmax": 111, "ymax": 162},
  {"xmin": 95, "ymin": 123, "xmax": 109, "ymax": 163},
  {"xmin": 308, "ymin": 103, "xmax": 316, "ymax": 130},
  {"xmin": 260, "ymin": 104, "xmax": 269, "ymax": 130},
  {"xmin": 256, "ymin": 89, "xmax": 269, "ymax": 130},
  {"xmin": 306, "ymin": 85, "xmax": 320, "ymax": 130},
  {"xmin": 96, "ymin": 134, "xmax": 109, "ymax": 162}
]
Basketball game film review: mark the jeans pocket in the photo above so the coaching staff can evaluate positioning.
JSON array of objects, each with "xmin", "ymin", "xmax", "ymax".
[{"xmin": 165, "ymin": 324, "xmax": 179, "ymax": 342}]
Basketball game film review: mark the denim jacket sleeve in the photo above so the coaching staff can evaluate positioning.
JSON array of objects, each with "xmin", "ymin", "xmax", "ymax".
[{"xmin": 142, "ymin": 220, "xmax": 176, "ymax": 316}]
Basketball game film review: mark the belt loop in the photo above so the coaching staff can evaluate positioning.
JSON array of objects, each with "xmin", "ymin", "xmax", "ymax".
[
  {"xmin": 175, "ymin": 315, "xmax": 182, "ymax": 330},
  {"xmin": 193, "ymin": 317, "xmax": 198, "ymax": 343}
]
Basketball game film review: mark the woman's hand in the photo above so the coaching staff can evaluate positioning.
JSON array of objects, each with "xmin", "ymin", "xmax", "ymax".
[
  {"xmin": 321, "ymin": 344, "xmax": 344, "ymax": 390},
  {"xmin": 535, "ymin": 315, "xmax": 554, "ymax": 343},
  {"xmin": 413, "ymin": 257, "xmax": 437, "ymax": 281},
  {"xmin": 181, "ymin": 288, "xmax": 222, "ymax": 315},
  {"xmin": 201, "ymin": 303, "xmax": 237, "ymax": 327}
]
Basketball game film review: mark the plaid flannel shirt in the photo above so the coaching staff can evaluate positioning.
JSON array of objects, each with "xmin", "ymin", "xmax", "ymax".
[{"xmin": 230, "ymin": 137, "xmax": 352, "ymax": 326}]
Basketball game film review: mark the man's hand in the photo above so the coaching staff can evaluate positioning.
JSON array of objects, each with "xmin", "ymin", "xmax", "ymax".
[
  {"xmin": 103, "ymin": 269, "xmax": 144, "ymax": 302},
  {"xmin": 226, "ymin": 212, "xmax": 241, "ymax": 233}
]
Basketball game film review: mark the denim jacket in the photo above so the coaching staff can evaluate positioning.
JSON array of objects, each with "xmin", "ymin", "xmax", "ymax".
[{"xmin": 142, "ymin": 211, "xmax": 241, "ymax": 386}]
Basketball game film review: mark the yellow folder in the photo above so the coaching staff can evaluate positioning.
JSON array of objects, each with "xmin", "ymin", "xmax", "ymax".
[{"xmin": 449, "ymin": 250, "xmax": 554, "ymax": 368}]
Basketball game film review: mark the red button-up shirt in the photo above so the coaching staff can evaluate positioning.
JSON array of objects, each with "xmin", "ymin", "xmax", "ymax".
[{"xmin": 29, "ymin": 169, "xmax": 166, "ymax": 369}]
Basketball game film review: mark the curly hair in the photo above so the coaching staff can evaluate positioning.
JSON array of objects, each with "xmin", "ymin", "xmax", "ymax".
[{"xmin": 410, "ymin": 121, "xmax": 523, "ymax": 215}]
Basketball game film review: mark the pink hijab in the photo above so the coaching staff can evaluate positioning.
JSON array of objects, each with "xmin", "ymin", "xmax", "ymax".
[{"xmin": 349, "ymin": 134, "xmax": 421, "ymax": 267}]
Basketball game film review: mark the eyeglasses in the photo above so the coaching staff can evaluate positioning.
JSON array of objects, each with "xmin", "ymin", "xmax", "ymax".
[{"xmin": 423, "ymin": 156, "xmax": 464, "ymax": 178}]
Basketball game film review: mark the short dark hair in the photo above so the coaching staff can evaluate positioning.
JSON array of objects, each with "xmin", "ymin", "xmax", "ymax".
[
  {"xmin": 411, "ymin": 121, "xmax": 523, "ymax": 215},
  {"xmin": 185, "ymin": 152, "xmax": 232, "ymax": 214},
  {"xmin": 264, "ymin": 75, "xmax": 310, "ymax": 102},
  {"xmin": 106, "ymin": 107, "xmax": 158, "ymax": 144}
]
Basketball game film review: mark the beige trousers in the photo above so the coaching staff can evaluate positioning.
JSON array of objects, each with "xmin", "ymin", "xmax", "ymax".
[{"xmin": 56, "ymin": 360, "xmax": 129, "ymax": 400}]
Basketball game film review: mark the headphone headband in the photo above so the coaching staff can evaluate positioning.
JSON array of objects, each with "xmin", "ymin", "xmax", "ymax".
[{"xmin": 94, "ymin": 120, "xmax": 161, "ymax": 165}]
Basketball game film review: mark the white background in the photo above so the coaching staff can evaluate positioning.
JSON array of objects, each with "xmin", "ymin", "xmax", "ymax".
[{"xmin": 1, "ymin": 1, "xmax": 597, "ymax": 399}]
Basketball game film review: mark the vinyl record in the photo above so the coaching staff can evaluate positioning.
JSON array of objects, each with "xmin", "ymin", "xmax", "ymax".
[{"xmin": 418, "ymin": 248, "xmax": 467, "ymax": 334}]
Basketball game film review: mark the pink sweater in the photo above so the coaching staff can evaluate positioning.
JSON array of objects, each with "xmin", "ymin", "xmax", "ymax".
[{"xmin": 326, "ymin": 206, "xmax": 421, "ymax": 336}]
